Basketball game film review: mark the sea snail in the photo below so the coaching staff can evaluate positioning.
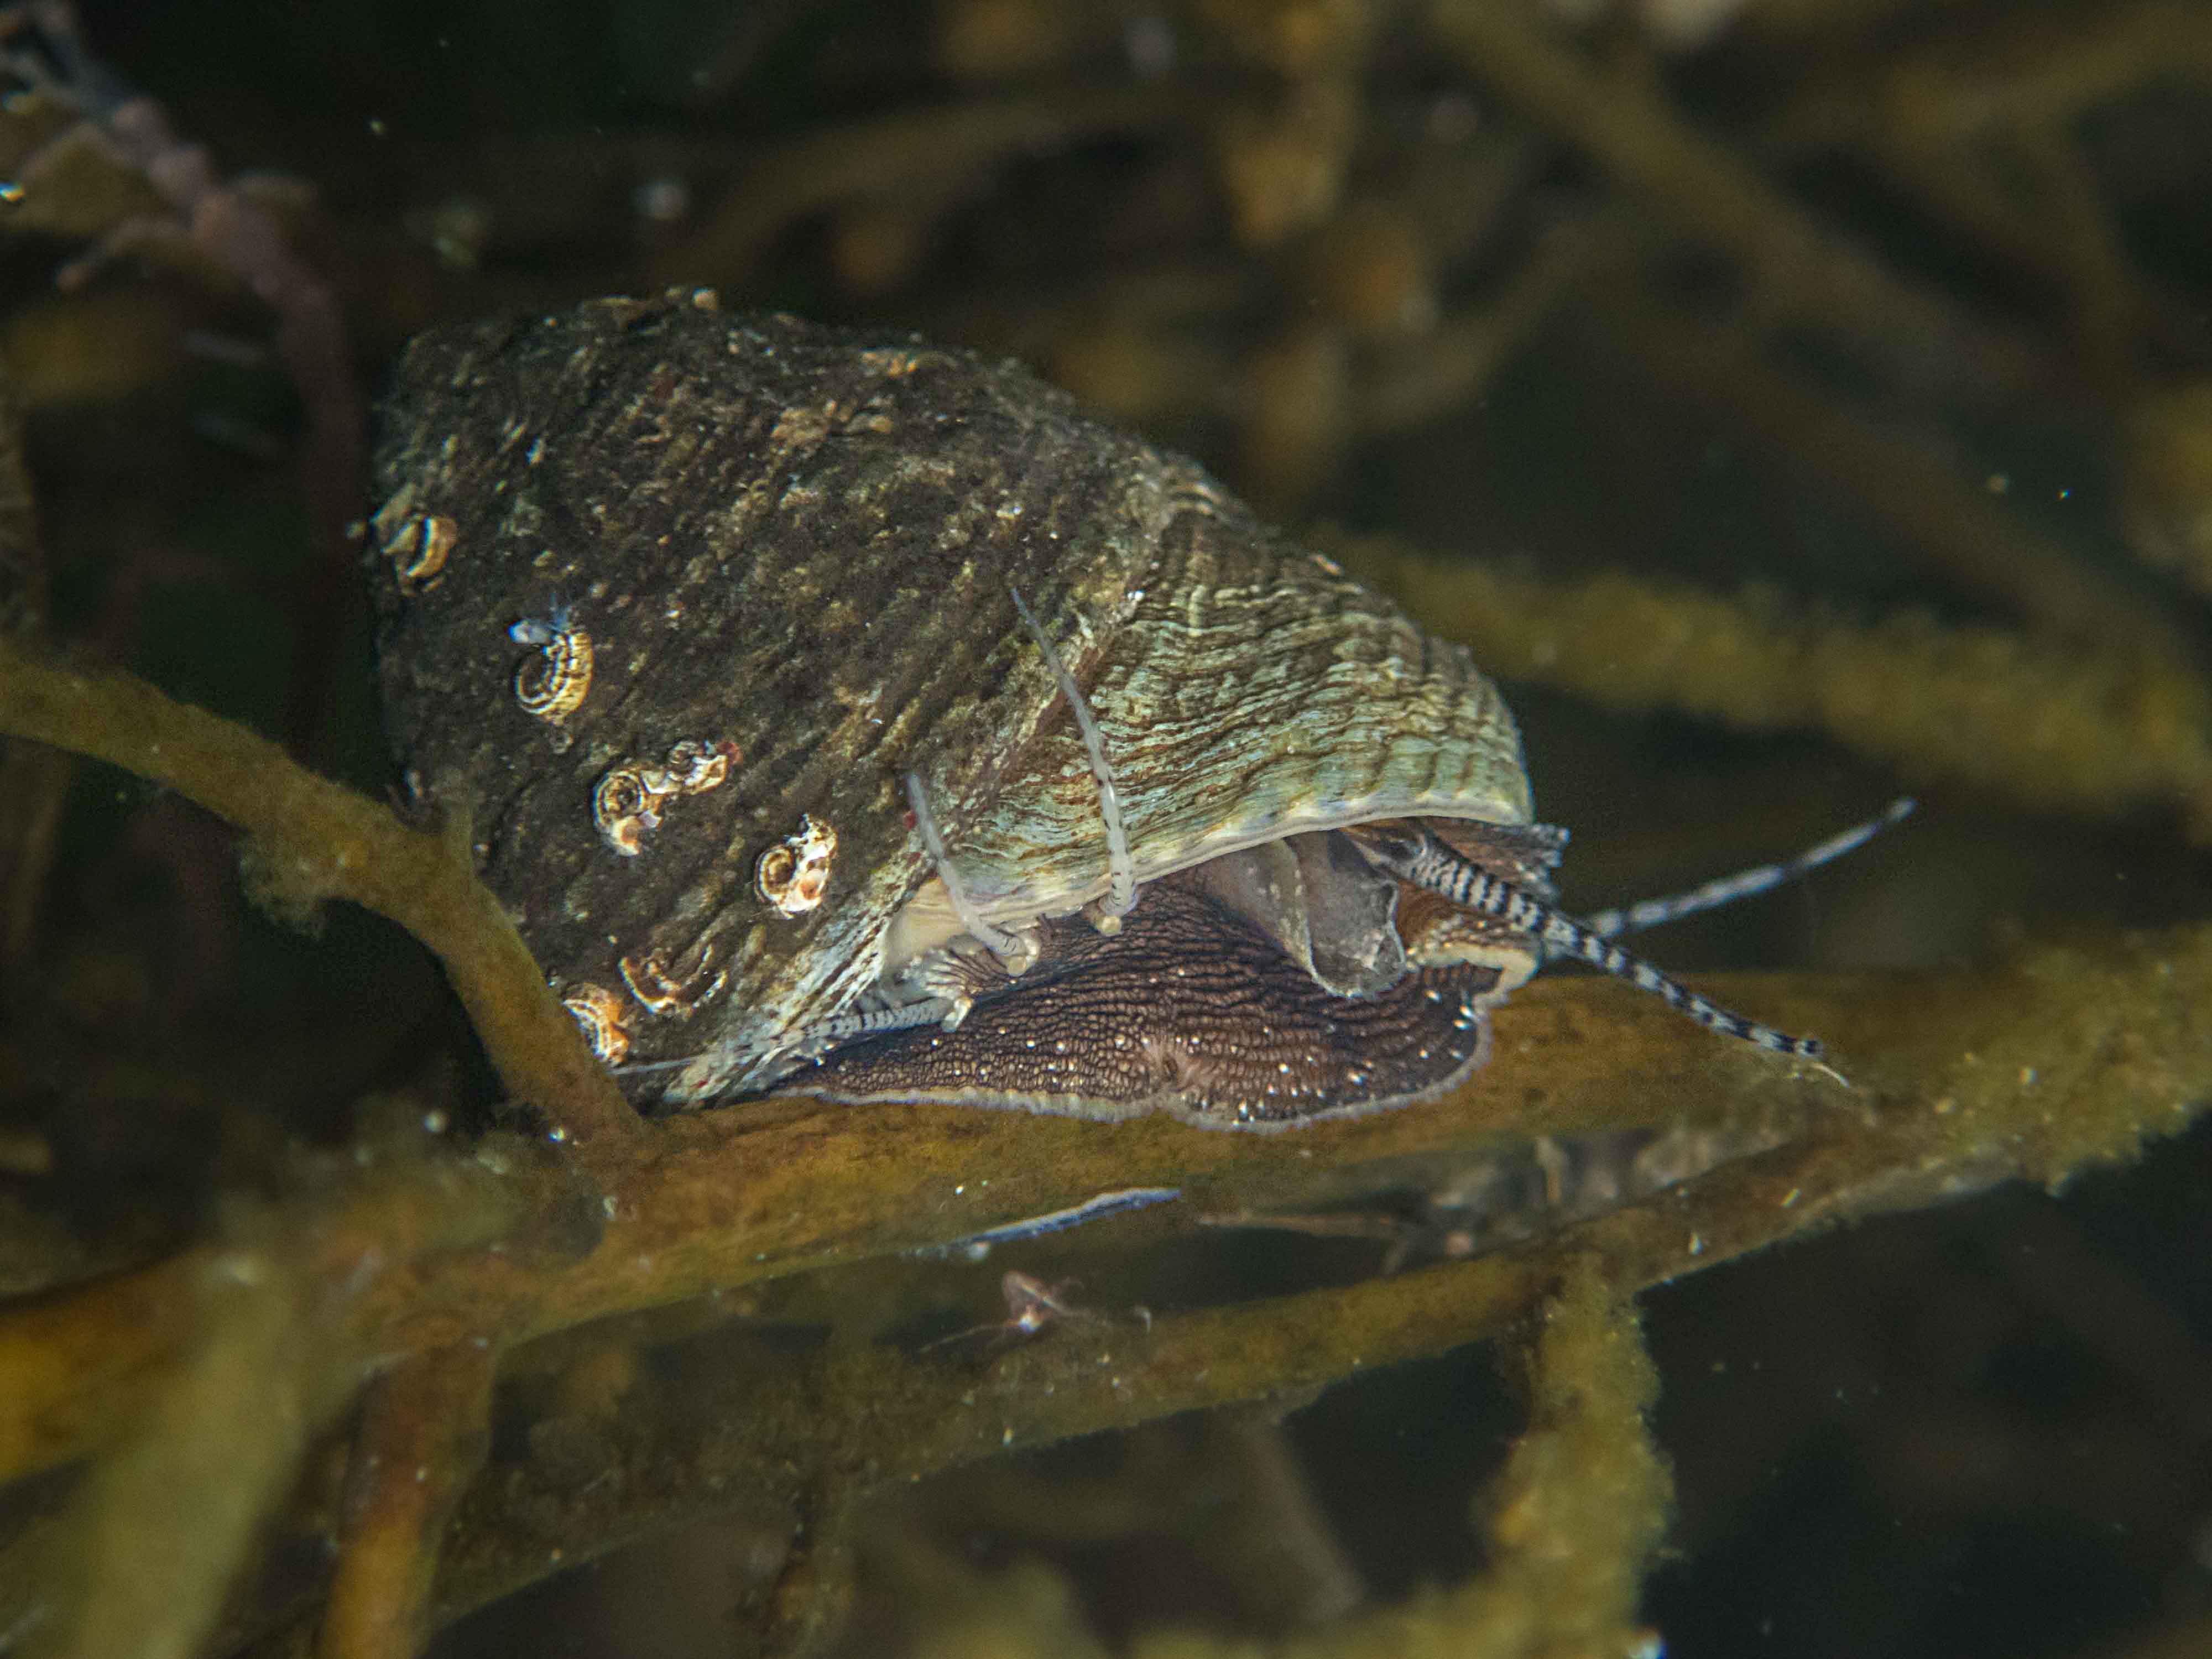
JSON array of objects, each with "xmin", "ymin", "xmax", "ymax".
[{"xmin": 369, "ymin": 290, "xmax": 1900, "ymax": 1131}]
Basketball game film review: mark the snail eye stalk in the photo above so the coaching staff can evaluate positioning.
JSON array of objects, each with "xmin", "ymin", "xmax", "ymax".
[{"xmin": 1354, "ymin": 827, "xmax": 1827, "ymax": 1061}]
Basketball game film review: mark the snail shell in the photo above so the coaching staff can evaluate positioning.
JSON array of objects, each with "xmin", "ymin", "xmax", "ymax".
[
  {"xmin": 756, "ymin": 814, "xmax": 838, "ymax": 917},
  {"xmin": 368, "ymin": 291, "xmax": 1768, "ymax": 1130},
  {"xmin": 381, "ymin": 512, "xmax": 457, "ymax": 593},
  {"xmin": 510, "ymin": 608, "xmax": 594, "ymax": 722},
  {"xmin": 559, "ymin": 982, "xmax": 630, "ymax": 1065}
]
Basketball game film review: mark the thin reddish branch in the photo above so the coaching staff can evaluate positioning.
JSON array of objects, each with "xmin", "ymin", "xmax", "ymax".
[{"xmin": 3, "ymin": 2, "xmax": 364, "ymax": 755}]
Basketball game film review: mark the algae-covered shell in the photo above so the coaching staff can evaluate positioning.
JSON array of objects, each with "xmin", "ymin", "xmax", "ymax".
[{"xmin": 367, "ymin": 291, "xmax": 1581, "ymax": 1128}]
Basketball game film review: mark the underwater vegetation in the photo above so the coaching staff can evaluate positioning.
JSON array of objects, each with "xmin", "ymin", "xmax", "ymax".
[{"xmin": 0, "ymin": 2, "xmax": 2210, "ymax": 1656}]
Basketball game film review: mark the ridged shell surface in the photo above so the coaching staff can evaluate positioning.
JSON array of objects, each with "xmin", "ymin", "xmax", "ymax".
[{"xmin": 954, "ymin": 517, "xmax": 1528, "ymax": 916}]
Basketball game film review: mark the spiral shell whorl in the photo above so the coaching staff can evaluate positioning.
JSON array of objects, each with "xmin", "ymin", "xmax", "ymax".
[{"xmin": 510, "ymin": 611, "xmax": 593, "ymax": 722}]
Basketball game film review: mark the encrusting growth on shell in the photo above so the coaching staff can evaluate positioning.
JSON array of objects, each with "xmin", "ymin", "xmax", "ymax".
[
  {"xmin": 510, "ymin": 607, "xmax": 593, "ymax": 722},
  {"xmin": 659, "ymin": 738, "xmax": 734, "ymax": 794},
  {"xmin": 755, "ymin": 814, "xmax": 838, "ymax": 916},
  {"xmin": 592, "ymin": 738, "xmax": 738, "ymax": 857},
  {"xmin": 384, "ymin": 513, "xmax": 457, "ymax": 594},
  {"xmin": 620, "ymin": 946, "xmax": 729, "ymax": 1019},
  {"xmin": 592, "ymin": 767, "xmax": 661, "ymax": 858},
  {"xmin": 560, "ymin": 982, "xmax": 630, "ymax": 1064}
]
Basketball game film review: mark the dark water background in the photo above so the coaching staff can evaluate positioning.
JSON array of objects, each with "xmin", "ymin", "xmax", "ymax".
[{"xmin": 4, "ymin": 3, "xmax": 2210, "ymax": 1656}]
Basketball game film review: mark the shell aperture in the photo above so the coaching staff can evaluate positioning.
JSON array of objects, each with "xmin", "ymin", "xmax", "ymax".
[{"xmin": 369, "ymin": 290, "xmax": 1848, "ymax": 1131}]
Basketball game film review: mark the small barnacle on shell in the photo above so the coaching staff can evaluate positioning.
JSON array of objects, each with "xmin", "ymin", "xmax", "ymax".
[
  {"xmin": 755, "ymin": 815, "xmax": 837, "ymax": 916},
  {"xmin": 593, "ymin": 765, "xmax": 664, "ymax": 857},
  {"xmin": 560, "ymin": 983, "xmax": 630, "ymax": 1065},
  {"xmin": 659, "ymin": 738, "xmax": 737, "ymax": 796},
  {"xmin": 510, "ymin": 608, "xmax": 594, "ymax": 722},
  {"xmin": 386, "ymin": 513, "xmax": 457, "ymax": 593},
  {"xmin": 620, "ymin": 946, "xmax": 729, "ymax": 1019},
  {"xmin": 594, "ymin": 740, "xmax": 737, "ymax": 856},
  {"xmin": 857, "ymin": 346, "xmax": 921, "ymax": 377}
]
